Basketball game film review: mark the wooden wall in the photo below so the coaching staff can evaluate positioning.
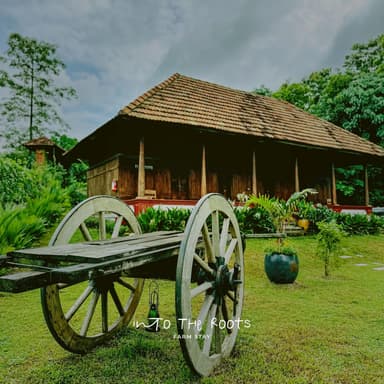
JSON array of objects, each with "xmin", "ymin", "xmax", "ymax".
[
  {"xmin": 87, "ymin": 157, "xmax": 119, "ymax": 196},
  {"xmin": 85, "ymin": 121, "xmax": 335, "ymax": 204}
]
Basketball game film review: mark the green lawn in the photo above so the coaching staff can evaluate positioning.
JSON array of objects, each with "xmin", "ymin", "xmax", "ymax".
[{"xmin": 1, "ymin": 235, "xmax": 384, "ymax": 383}]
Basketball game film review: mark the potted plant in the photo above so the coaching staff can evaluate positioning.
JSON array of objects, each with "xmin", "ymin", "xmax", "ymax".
[
  {"xmin": 294, "ymin": 200, "xmax": 315, "ymax": 232},
  {"xmin": 246, "ymin": 188, "xmax": 317, "ymax": 284}
]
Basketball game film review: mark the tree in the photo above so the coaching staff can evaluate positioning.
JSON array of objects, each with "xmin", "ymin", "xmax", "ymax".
[
  {"xmin": 272, "ymin": 81, "xmax": 310, "ymax": 111},
  {"xmin": 344, "ymin": 34, "xmax": 384, "ymax": 74},
  {"xmin": 0, "ymin": 33, "xmax": 76, "ymax": 148},
  {"xmin": 51, "ymin": 133, "xmax": 78, "ymax": 151},
  {"xmin": 333, "ymin": 72, "xmax": 384, "ymax": 145},
  {"xmin": 252, "ymin": 85, "xmax": 272, "ymax": 96}
]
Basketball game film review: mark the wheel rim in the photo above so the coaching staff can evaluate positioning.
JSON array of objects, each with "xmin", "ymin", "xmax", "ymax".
[
  {"xmin": 41, "ymin": 196, "xmax": 144, "ymax": 353},
  {"xmin": 176, "ymin": 194, "xmax": 244, "ymax": 376}
]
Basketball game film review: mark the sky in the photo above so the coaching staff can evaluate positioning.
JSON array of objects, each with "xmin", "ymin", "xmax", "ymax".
[{"xmin": 0, "ymin": 0, "xmax": 383, "ymax": 144}]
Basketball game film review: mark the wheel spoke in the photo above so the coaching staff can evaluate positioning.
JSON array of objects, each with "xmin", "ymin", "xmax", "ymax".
[
  {"xmin": 224, "ymin": 238, "xmax": 238, "ymax": 264},
  {"xmin": 197, "ymin": 294, "xmax": 215, "ymax": 333},
  {"xmin": 99, "ymin": 212, "xmax": 106, "ymax": 240},
  {"xmin": 110, "ymin": 284, "xmax": 125, "ymax": 316},
  {"xmin": 80, "ymin": 222, "xmax": 92, "ymax": 241},
  {"xmin": 219, "ymin": 218, "xmax": 230, "ymax": 256},
  {"xmin": 101, "ymin": 291, "xmax": 108, "ymax": 333},
  {"xmin": 80, "ymin": 291, "xmax": 100, "ymax": 336},
  {"xmin": 202, "ymin": 223, "xmax": 215, "ymax": 264},
  {"xmin": 221, "ymin": 298, "xmax": 232, "ymax": 334},
  {"xmin": 214, "ymin": 305, "xmax": 222, "ymax": 354},
  {"xmin": 226, "ymin": 291, "xmax": 236, "ymax": 302},
  {"xmin": 193, "ymin": 253, "xmax": 215, "ymax": 276},
  {"xmin": 211, "ymin": 211, "xmax": 220, "ymax": 258},
  {"xmin": 112, "ymin": 215, "xmax": 123, "ymax": 238},
  {"xmin": 117, "ymin": 278, "xmax": 136, "ymax": 292},
  {"xmin": 191, "ymin": 281, "xmax": 214, "ymax": 299},
  {"xmin": 203, "ymin": 303, "xmax": 217, "ymax": 355},
  {"xmin": 65, "ymin": 285, "xmax": 93, "ymax": 321}
]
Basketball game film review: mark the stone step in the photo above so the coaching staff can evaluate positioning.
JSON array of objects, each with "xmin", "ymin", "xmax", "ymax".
[{"xmin": 284, "ymin": 224, "xmax": 305, "ymax": 236}]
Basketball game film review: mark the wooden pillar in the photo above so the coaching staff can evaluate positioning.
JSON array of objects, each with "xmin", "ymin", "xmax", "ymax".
[
  {"xmin": 294, "ymin": 157, "xmax": 300, "ymax": 192},
  {"xmin": 364, "ymin": 164, "xmax": 370, "ymax": 206},
  {"xmin": 201, "ymin": 144, "xmax": 207, "ymax": 196},
  {"xmin": 138, "ymin": 137, "xmax": 145, "ymax": 197},
  {"xmin": 331, "ymin": 162, "xmax": 337, "ymax": 205},
  {"xmin": 252, "ymin": 150, "xmax": 257, "ymax": 195}
]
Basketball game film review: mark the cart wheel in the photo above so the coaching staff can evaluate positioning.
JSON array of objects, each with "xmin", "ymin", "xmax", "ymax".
[
  {"xmin": 41, "ymin": 196, "xmax": 144, "ymax": 353},
  {"xmin": 176, "ymin": 193, "xmax": 244, "ymax": 376}
]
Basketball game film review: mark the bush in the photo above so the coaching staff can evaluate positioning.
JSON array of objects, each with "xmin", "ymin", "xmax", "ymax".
[
  {"xmin": 306, "ymin": 204, "xmax": 337, "ymax": 232},
  {"xmin": 0, "ymin": 162, "xmax": 71, "ymax": 254},
  {"xmin": 234, "ymin": 206, "xmax": 275, "ymax": 234},
  {"xmin": 0, "ymin": 206, "xmax": 45, "ymax": 254},
  {"xmin": 316, "ymin": 221, "xmax": 345, "ymax": 277},
  {"xmin": 336, "ymin": 213, "xmax": 384, "ymax": 235},
  {"xmin": 137, "ymin": 207, "xmax": 191, "ymax": 233},
  {"xmin": 0, "ymin": 157, "xmax": 36, "ymax": 206}
]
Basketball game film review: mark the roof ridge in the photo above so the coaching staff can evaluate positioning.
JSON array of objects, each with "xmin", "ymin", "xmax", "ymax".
[{"xmin": 119, "ymin": 73, "xmax": 181, "ymax": 115}]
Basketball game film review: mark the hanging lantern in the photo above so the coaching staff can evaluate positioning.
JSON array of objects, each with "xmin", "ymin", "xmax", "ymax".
[
  {"xmin": 111, "ymin": 179, "xmax": 118, "ymax": 192},
  {"xmin": 146, "ymin": 280, "xmax": 160, "ymax": 332}
]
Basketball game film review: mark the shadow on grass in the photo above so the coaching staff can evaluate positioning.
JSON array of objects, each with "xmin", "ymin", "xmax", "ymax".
[{"xmin": 27, "ymin": 328, "xmax": 200, "ymax": 384}]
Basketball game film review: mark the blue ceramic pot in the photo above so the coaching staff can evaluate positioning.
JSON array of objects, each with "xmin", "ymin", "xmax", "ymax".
[{"xmin": 264, "ymin": 253, "xmax": 299, "ymax": 284}]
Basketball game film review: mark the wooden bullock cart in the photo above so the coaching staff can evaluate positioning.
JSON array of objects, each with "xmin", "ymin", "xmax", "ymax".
[{"xmin": 0, "ymin": 194, "xmax": 244, "ymax": 377}]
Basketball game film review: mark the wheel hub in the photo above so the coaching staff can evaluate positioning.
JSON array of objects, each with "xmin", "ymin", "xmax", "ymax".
[{"xmin": 215, "ymin": 264, "xmax": 230, "ymax": 296}]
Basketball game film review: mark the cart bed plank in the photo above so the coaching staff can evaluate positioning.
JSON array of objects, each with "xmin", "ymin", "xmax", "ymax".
[{"xmin": 8, "ymin": 231, "xmax": 184, "ymax": 264}]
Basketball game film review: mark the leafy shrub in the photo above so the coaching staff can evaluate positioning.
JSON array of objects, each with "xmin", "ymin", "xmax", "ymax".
[
  {"xmin": 0, "ymin": 157, "xmax": 36, "ymax": 206},
  {"xmin": 138, "ymin": 207, "xmax": 191, "ymax": 233},
  {"xmin": 316, "ymin": 221, "xmax": 345, "ymax": 277},
  {"xmin": 0, "ymin": 167, "xmax": 70, "ymax": 254},
  {"xmin": 336, "ymin": 213, "xmax": 384, "ymax": 235},
  {"xmin": 306, "ymin": 204, "xmax": 337, "ymax": 230},
  {"xmin": 293, "ymin": 200, "xmax": 317, "ymax": 220},
  {"xmin": 0, "ymin": 206, "xmax": 45, "ymax": 254},
  {"xmin": 25, "ymin": 185, "xmax": 70, "ymax": 228},
  {"xmin": 234, "ymin": 206, "xmax": 275, "ymax": 234}
]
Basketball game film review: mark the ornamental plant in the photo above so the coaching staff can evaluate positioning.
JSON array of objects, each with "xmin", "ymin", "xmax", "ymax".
[
  {"xmin": 316, "ymin": 220, "xmax": 345, "ymax": 277},
  {"xmin": 246, "ymin": 188, "xmax": 317, "ymax": 252}
]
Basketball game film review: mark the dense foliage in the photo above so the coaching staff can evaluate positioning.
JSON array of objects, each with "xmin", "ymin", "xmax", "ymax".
[
  {"xmin": 0, "ymin": 155, "xmax": 85, "ymax": 254},
  {"xmin": 234, "ymin": 206, "xmax": 274, "ymax": 234},
  {"xmin": 0, "ymin": 169, "xmax": 70, "ymax": 254},
  {"xmin": 136, "ymin": 201, "xmax": 384, "ymax": 237},
  {"xmin": 137, "ymin": 207, "xmax": 191, "ymax": 233}
]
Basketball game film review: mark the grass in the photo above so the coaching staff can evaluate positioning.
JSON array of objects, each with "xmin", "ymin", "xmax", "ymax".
[{"xmin": 1, "ymin": 235, "xmax": 384, "ymax": 383}]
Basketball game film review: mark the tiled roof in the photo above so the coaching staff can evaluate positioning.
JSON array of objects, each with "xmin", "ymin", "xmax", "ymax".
[
  {"xmin": 24, "ymin": 136, "xmax": 60, "ymax": 148},
  {"xmin": 119, "ymin": 73, "xmax": 384, "ymax": 158}
]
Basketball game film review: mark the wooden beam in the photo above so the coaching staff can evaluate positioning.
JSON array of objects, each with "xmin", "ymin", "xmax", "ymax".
[
  {"xmin": 138, "ymin": 137, "xmax": 145, "ymax": 197},
  {"xmin": 331, "ymin": 162, "xmax": 337, "ymax": 205},
  {"xmin": 201, "ymin": 144, "xmax": 207, "ymax": 196},
  {"xmin": 364, "ymin": 164, "xmax": 370, "ymax": 206},
  {"xmin": 294, "ymin": 157, "xmax": 300, "ymax": 192},
  {"xmin": 252, "ymin": 151, "xmax": 257, "ymax": 195}
]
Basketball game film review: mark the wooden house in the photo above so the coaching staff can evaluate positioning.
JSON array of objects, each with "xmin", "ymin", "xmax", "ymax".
[{"xmin": 65, "ymin": 73, "xmax": 384, "ymax": 213}]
